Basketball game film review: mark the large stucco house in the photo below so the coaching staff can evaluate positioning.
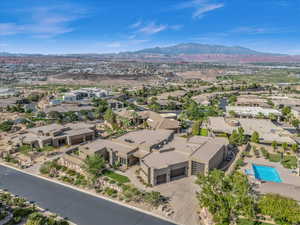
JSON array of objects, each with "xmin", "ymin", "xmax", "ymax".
[
  {"xmin": 59, "ymin": 129, "xmax": 229, "ymax": 186},
  {"xmin": 12, "ymin": 123, "xmax": 96, "ymax": 149}
]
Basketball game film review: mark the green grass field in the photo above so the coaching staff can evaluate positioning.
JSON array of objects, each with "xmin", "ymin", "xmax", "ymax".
[
  {"xmin": 103, "ymin": 170, "xmax": 130, "ymax": 184},
  {"xmin": 237, "ymin": 218, "xmax": 274, "ymax": 225},
  {"xmin": 220, "ymin": 69, "xmax": 300, "ymax": 84}
]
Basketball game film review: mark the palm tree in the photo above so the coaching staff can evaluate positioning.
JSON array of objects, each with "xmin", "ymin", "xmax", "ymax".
[
  {"xmin": 82, "ymin": 154, "xmax": 106, "ymax": 178},
  {"xmin": 130, "ymin": 111, "xmax": 140, "ymax": 126},
  {"xmin": 282, "ymin": 142, "xmax": 289, "ymax": 152}
]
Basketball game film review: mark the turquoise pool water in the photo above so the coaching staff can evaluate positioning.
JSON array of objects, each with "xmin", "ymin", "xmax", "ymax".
[{"xmin": 252, "ymin": 164, "xmax": 282, "ymax": 183}]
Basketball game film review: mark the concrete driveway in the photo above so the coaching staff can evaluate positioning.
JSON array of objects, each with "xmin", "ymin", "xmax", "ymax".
[{"xmin": 153, "ymin": 176, "xmax": 200, "ymax": 225}]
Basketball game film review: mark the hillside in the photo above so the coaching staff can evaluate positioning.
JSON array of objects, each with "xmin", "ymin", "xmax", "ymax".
[{"xmin": 131, "ymin": 43, "xmax": 272, "ymax": 55}]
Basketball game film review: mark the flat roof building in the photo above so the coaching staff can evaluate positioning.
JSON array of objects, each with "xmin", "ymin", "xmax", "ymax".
[
  {"xmin": 141, "ymin": 136, "xmax": 228, "ymax": 185},
  {"xmin": 12, "ymin": 123, "xmax": 96, "ymax": 149},
  {"xmin": 207, "ymin": 117, "xmax": 295, "ymax": 144},
  {"xmin": 226, "ymin": 106, "xmax": 281, "ymax": 117},
  {"xmin": 59, "ymin": 129, "xmax": 228, "ymax": 186}
]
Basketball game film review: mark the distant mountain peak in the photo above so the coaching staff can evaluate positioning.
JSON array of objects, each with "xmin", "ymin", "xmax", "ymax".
[{"xmin": 130, "ymin": 43, "xmax": 272, "ymax": 55}]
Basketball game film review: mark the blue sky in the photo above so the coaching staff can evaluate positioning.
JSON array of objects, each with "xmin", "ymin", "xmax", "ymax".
[{"xmin": 0, "ymin": 0, "xmax": 299, "ymax": 54}]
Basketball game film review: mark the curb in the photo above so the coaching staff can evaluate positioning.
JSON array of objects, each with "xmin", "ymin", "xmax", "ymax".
[
  {"xmin": 0, "ymin": 188, "xmax": 77, "ymax": 225},
  {"xmin": 0, "ymin": 162, "xmax": 182, "ymax": 225}
]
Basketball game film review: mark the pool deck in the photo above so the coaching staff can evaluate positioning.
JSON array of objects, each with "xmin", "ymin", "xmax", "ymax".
[
  {"xmin": 243, "ymin": 158, "xmax": 300, "ymax": 201},
  {"xmin": 259, "ymin": 182, "xmax": 300, "ymax": 201},
  {"xmin": 244, "ymin": 158, "xmax": 300, "ymax": 186},
  {"xmin": 252, "ymin": 164, "xmax": 282, "ymax": 183}
]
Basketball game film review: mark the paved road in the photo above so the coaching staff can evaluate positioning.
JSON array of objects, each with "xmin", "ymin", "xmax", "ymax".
[{"xmin": 0, "ymin": 165, "xmax": 177, "ymax": 225}]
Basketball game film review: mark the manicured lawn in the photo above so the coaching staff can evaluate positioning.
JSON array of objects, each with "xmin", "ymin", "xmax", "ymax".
[
  {"xmin": 237, "ymin": 218, "xmax": 274, "ymax": 225},
  {"xmin": 103, "ymin": 170, "xmax": 130, "ymax": 184},
  {"xmin": 40, "ymin": 145, "xmax": 55, "ymax": 152},
  {"xmin": 19, "ymin": 145, "xmax": 32, "ymax": 155},
  {"xmin": 200, "ymin": 128, "xmax": 208, "ymax": 136},
  {"xmin": 267, "ymin": 153, "xmax": 281, "ymax": 162}
]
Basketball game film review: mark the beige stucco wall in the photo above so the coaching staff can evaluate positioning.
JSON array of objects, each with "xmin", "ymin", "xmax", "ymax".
[{"xmin": 208, "ymin": 146, "xmax": 227, "ymax": 171}]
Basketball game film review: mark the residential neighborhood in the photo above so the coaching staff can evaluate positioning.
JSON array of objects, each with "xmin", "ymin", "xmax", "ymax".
[
  {"xmin": 1, "ymin": 1, "xmax": 300, "ymax": 224},
  {"xmin": 1, "ymin": 79, "xmax": 300, "ymax": 225}
]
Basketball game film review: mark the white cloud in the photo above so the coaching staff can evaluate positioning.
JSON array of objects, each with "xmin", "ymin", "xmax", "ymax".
[
  {"xmin": 138, "ymin": 22, "xmax": 167, "ymax": 35},
  {"xmin": 130, "ymin": 21, "xmax": 142, "ymax": 29},
  {"xmin": 0, "ymin": 23, "xmax": 24, "ymax": 35},
  {"xmin": 177, "ymin": 0, "xmax": 224, "ymax": 19},
  {"xmin": 0, "ymin": 5, "xmax": 86, "ymax": 38},
  {"xmin": 231, "ymin": 26, "xmax": 295, "ymax": 35},
  {"xmin": 136, "ymin": 22, "xmax": 182, "ymax": 35}
]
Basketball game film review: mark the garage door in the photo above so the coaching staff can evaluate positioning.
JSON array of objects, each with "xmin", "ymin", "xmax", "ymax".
[
  {"xmin": 156, "ymin": 174, "xmax": 167, "ymax": 185},
  {"xmin": 71, "ymin": 137, "xmax": 84, "ymax": 145},
  {"xmin": 191, "ymin": 161, "xmax": 205, "ymax": 175},
  {"xmin": 86, "ymin": 135, "xmax": 93, "ymax": 141},
  {"xmin": 170, "ymin": 167, "xmax": 186, "ymax": 180}
]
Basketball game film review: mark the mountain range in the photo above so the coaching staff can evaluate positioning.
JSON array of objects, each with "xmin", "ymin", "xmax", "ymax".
[
  {"xmin": 2, "ymin": 43, "xmax": 300, "ymax": 63},
  {"xmin": 129, "ymin": 43, "xmax": 274, "ymax": 56}
]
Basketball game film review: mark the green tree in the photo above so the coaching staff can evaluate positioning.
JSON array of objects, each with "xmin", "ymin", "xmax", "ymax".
[
  {"xmin": 258, "ymin": 194, "xmax": 300, "ymax": 225},
  {"xmin": 92, "ymin": 99, "xmax": 108, "ymax": 113},
  {"xmin": 271, "ymin": 141, "xmax": 277, "ymax": 151},
  {"xmin": 269, "ymin": 113, "xmax": 278, "ymax": 121},
  {"xmin": 65, "ymin": 112, "xmax": 79, "ymax": 122},
  {"xmin": 48, "ymin": 111, "xmax": 63, "ymax": 121},
  {"xmin": 267, "ymin": 99, "xmax": 274, "ymax": 107},
  {"xmin": 292, "ymin": 119, "xmax": 300, "ymax": 130},
  {"xmin": 282, "ymin": 106, "xmax": 291, "ymax": 116},
  {"xmin": 228, "ymin": 95, "xmax": 237, "ymax": 105},
  {"xmin": 130, "ymin": 111, "xmax": 140, "ymax": 126},
  {"xmin": 36, "ymin": 111, "xmax": 46, "ymax": 118},
  {"xmin": 104, "ymin": 108, "xmax": 117, "ymax": 125},
  {"xmin": 192, "ymin": 120, "xmax": 202, "ymax": 136},
  {"xmin": 0, "ymin": 120, "xmax": 14, "ymax": 132},
  {"xmin": 237, "ymin": 127, "xmax": 246, "ymax": 145},
  {"xmin": 251, "ymin": 131, "xmax": 260, "ymax": 143},
  {"xmin": 291, "ymin": 144, "xmax": 298, "ymax": 153},
  {"xmin": 257, "ymin": 112, "xmax": 265, "ymax": 119},
  {"xmin": 229, "ymin": 110, "xmax": 236, "ymax": 118},
  {"xmin": 282, "ymin": 142, "xmax": 289, "ymax": 151},
  {"xmin": 25, "ymin": 212, "xmax": 69, "ymax": 225},
  {"xmin": 229, "ymin": 130, "xmax": 240, "ymax": 145},
  {"xmin": 149, "ymin": 102, "xmax": 161, "ymax": 112},
  {"xmin": 196, "ymin": 170, "xmax": 255, "ymax": 225},
  {"xmin": 82, "ymin": 154, "xmax": 106, "ymax": 178},
  {"xmin": 27, "ymin": 93, "xmax": 42, "ymax": 102}
]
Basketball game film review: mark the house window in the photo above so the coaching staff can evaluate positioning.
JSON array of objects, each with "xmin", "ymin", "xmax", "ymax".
[{"xmin": 119, "ymin": 157, "xmax": 127, "ymax": 165}]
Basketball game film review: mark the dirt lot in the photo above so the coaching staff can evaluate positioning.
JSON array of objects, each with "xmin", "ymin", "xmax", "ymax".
[
  {"xmin": 176, "ymin": 69, "xmax": 222, "ymax": 81},
  {"xmin": 47, "ymin": 73, "xmax": 168, "ymax": 87}
]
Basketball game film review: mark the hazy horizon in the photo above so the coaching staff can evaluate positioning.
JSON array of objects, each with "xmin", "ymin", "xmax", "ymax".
[{"xmin": 1, "ymin": 0, "xmax": 299, "ymax": 55}]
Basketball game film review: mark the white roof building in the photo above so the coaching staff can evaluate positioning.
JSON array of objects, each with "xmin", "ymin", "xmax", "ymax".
[
  {"xmin": 207, "ymin": 117, "xmax": 296, "ymax": 144},
  {"xmin": 226, "ymin": 106, "xmax": 281, "ymax": 117},
  {"xmin": 0, "ymin": 88, "xmax": 19, "ymax": 97}
]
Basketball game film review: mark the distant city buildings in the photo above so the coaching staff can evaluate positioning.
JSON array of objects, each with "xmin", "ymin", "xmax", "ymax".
[{"xmin": 63, "ymin": 88, "xmax": 108, "ymax": 102}]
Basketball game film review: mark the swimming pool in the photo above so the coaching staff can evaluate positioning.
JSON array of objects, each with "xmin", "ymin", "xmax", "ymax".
[{"xmin": 252, "ymin": 164, "xmax": 282, "ymax": 183}]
